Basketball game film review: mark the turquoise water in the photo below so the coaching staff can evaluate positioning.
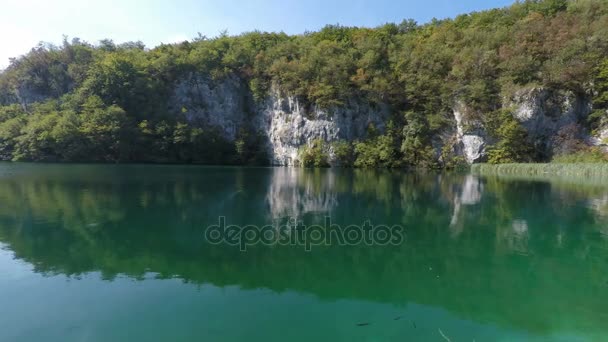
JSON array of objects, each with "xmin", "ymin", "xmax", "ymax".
[{"xmin": 0, "ymin": 164, "xmax": 607, "ymax": 341}]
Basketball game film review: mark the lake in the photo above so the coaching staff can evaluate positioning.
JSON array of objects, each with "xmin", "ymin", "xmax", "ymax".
[{"xmin": 0, "ymin": 163, "xmax": 606, "ymax": 341}]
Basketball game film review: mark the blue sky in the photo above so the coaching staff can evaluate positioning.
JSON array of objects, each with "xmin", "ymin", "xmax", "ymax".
[{"xmin": 0, "ymin": 0, "xmax": 515, "ymax": 68}]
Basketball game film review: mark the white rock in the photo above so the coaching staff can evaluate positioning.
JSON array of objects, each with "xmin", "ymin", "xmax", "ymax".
[
  {"xmin": 453, "ymin": 102, "xmax": 487, "ymax": 164},
  {"xmin": 170, "ymin": 74, "xmax": 389, "ymax": 166}
]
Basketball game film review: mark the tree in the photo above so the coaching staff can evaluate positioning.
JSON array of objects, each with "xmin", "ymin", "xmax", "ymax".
[
  {"xmin": 401, "ymin": 111, "xmax": 435, "ymax": 168},
  {"xmin": 487, "ymin": 111, "xmax": 533, "ymax": 164},
  {"xmin": 79, "ymin": 96, "xmax": 130, "ymax": 161},
  {"xmin": 0, "ymin": 0, "xmax": 607, "ymax": 166},
  {"xmin": 588, "ymin": 58, "xmax": 608, "ymax": 129},
  {"xmin": 354, "ymin": 123, "xmax": 401, "ymax": 168},
  {"xmin": 300, "ymin": 139, "xmax": 329, "ymax": 167},
  {"xmin": 332, "ymin": 141, "xmax": 354, "ymax": 167}
]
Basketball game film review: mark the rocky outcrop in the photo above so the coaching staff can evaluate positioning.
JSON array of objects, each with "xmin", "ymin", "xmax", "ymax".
[
  {"xmin": 589, "ymin": 110, "xmax": 608, "ymax": 152},
  {"xmin": 170, "ymin": 74, "xmax": 389, "ymax": 166},
  {"xmin": 507, "ymin": 87, "xmax": 591, "ymax": 154},
  {"xmin": 591, "ymin": 126, "xmax": 608, "ymax": 151},
  {"xmin": 170, "ymin": 74, "xmax": 250, "ymax": 141},
  {"xmin": 453, "ymin": 102, "xmax": 487, "ymax": 164},
  {"xmin": 170, "ymin": 74, "xmax": 595, "ymax": 166},
  {"xmin": 256, "ymin": 88, "xmax": 389, "ymax": 166},
  {"xmin": 4, "ymin": 85, "xmax": 51, "ymax": 112},
  {"xmin": 450, "ymin": 88, "xmax": 592, "ymax": 163},
  {"xmin": 509, "ymin": 88, "xmax": 588, "ymax": 131}
]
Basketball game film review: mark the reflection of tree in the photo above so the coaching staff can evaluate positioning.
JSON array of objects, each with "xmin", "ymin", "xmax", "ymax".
[{"xmin": 0, "ymin": 166, "xmax": 607, "ymax": 334}]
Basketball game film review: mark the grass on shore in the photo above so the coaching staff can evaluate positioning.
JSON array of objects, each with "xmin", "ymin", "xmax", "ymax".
[{"xmin": 471, "ymin": 163, "xmax": 608, "ymax": 178}]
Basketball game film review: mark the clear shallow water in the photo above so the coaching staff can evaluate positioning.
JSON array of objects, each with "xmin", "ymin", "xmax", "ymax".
[{"xmin": 0, "ymin": 164, "xmax": 607, "ymax": 341}]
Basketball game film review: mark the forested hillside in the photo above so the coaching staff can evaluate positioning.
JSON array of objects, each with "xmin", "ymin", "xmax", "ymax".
[{"xmin": 1, "ymin": 0, "xmax": 607, "ymax": 166}]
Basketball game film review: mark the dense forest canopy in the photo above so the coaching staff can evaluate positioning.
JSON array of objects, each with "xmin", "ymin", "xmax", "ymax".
[{"xmin": 1, "ymin": 0, "xmax": 608, "ymax": 166}]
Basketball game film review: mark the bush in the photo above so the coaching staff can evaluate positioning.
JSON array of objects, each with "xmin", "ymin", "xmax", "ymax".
[
  {"xmin": 331, "ymin": 140, "xmax": 354, "ymax": 167},
  {"xmin": 487, "ymin": 111, "xmax": 533, "ymax": 164},
  {"xmin": 552, "ymin": 148, "xmax": 608, "ymax": 163},
  {"xmin": 299, "ymin": 139, "xmax": 329, "ymax": 167},
  {"xmin": 354, "ymin": 134, "xmax": 400, "ymax": 168}
]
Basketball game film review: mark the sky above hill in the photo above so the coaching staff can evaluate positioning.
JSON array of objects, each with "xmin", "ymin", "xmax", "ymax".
[{"xmin": 0, "ymin": 0, "xmax": 515, "ymax": 68}]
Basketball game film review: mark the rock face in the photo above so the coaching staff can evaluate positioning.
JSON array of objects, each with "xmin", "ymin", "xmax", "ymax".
[
  {"xmin": 170, "ymin": 74, "xmax": 594, "ymax": 165},
  {"xmin": 256, "ymin": 88, "xmax": 389, "ymax": 166},
  {"xmin": 170, "ymin": 74, "xmax": 250, "ymax": 141},
  {"xmin": 450, "ymin": 87, "xmax": 592, "ymax": 163},
  {"xmin": 453, "ymin": 102, "xmax": 487, "ymax": 164},
  {"xmin": 508, "ymin": 87, "xmax": 591, "ymax": 154},
  {"xmin": 170, "ymin": 74, "xmax": 389, "ymax": 166},
  {"xmin": 589, "ymin": 110, "xmax": 608, "ymax": 152},
  {"xmin": 5, "ymin": 85, "xmax": 50, "ymax": 112},
  {"xmin": 510, "ymin": 88, "xmax": 587, "ymax": 131}
]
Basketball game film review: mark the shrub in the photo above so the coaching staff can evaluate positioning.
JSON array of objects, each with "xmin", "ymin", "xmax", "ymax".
[
  {"xmin": 487, "ymin": 110, "xmax": 533, "ymax": 164},
  {"xmin": 331, "ymin": 140, "xmax": 354, "ymax": 167},
  {"xmin": 552, "ymin": 148, "xmax": 608, "ymax": 163},
  {"xmin": 299, "ymin": 139, "xmax": 329, "ymax": 167}
]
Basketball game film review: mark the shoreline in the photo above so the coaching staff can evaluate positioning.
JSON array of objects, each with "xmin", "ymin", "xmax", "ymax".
[{"xmin": 471, "ymin": 163, "xmax": 608, "ymax": 179}]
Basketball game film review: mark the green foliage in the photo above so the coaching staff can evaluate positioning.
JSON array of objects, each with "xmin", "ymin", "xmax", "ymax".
[
  {"xmin": 78, "ymin": 51, "xmax": 166, "ymax": 118},
  {"xmin": 594, "ymin": 58, "xmax": 608, "ymax": 108},
  {"xmin": 552, "ymin": 148, "xmax": 608, "ymax": 163},
  {"xmin": 487, "ymin": 110, "xmax": 533, "ymax": 164},
  {"xmin": 0, "ymin": 116, "xmax": 25, "ymax": 159},
  {"xmin": 331, "ymin": 140, "xmax": 354, "ymax": 167},
  {"xmin": 299, "ymin": 139, "xmax": 329, "ymax": 167},
  {"xmin": 472, "ymin": 162, "xmax": 608, "ymax": 178},
  {"xmin": 234, "ymin": 128, "xmax": 268, "ymax": 165},
  {"xmin": 447, "ymin": 156, "xmax": 470, "ymax": 171},
  {"xmin": 401, "ymin": 111, "xmax": 436, "ymax": 168},
  {"xmin": 0, "ymin": 0, "xmax": 607, "ymax": 166},
  {"xmin": 79, "ymin": 96, "xmax": 131, "ymax": 161},
  {"xmin": 588, "ymin": 59, "xmax": 608, "ymax": 129},
  {"xmin": 353, "ymin": 124, "xmax": 401, "ymax": 168}
]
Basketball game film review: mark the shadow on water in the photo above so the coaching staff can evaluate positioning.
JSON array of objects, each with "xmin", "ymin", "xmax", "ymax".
[{"xmin": 0, "ymin": 163, "xmax": 607, "ymax": 337}]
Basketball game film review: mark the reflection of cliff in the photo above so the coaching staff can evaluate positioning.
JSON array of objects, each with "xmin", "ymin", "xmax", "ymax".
[
  {"xmin": 449, "ymin": 175, "xmax": 483, "ymax": 237},
  {"xmin": 496, "ymin": 220, "xmax": 530, "ymax": 256},
  {"xmin": 0, "ymin": 166, "xmax": 608, "ymax": 335},
  {"xmin": 266, "ymin": 168, "xmax": 337, "ymax": 220}
]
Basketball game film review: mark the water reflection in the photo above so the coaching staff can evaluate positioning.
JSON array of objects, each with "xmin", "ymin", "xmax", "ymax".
[
  {"xmin": 449, "ymin": 175, "xmax": 483, "ymax": 237},
  {"xmin": 0, "ymin": 164, "xmax": 607, "ymax": 337},
  {"xmin": 266, "ymin": 168, "xmax": 338, "ymax": 220}
]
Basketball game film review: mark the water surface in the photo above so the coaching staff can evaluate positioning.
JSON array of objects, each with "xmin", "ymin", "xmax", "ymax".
[{"xmin": 0, "ymin": 164, "xmax": 607, "ymax": 341}]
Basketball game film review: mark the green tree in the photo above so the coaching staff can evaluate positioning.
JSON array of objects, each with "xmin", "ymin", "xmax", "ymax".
[
  {"xmin": 401, "ymin": 111, "xmax": 436, "ymax": 168},
  {"xmin": 487, "ymin": 111, "xmax": 533, "ymax": 164},
  {"xmin": 332, "ymin": 140, "xmax": 354, "ymax": 167},
  {"xmin": 300, "ymin": 139, "xmax": 329, "ymax": 167},
  {"xmin": 354, "ymin": 123, "xmax": 401, "ymax": 168},
  {"xmin": 79, "ymin": 96, "xmax": 130, "ymax": 161}
]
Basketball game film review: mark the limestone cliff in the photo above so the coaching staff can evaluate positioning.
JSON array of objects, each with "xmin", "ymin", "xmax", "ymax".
[
  {"xmin": 256, "ymin": 88, "xmax": 390, "ymax": 166},
  {"xmin": 452, "ymin": 102, "xmax": 488, "ymax": 164},
  {"xmin": 170, "ymin": 73, "xmax": 389, "ymax": 166},
  {"xmin": 508, "ymin": 87, "xmax": 591, "ymax": 154},
  {"xmin": 169, "ymin": 74, "xmax": 595, "ymax": 166},
  {"xmin": 451, "ymin": 87, "xmax": 592, "ymax": 163}
]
